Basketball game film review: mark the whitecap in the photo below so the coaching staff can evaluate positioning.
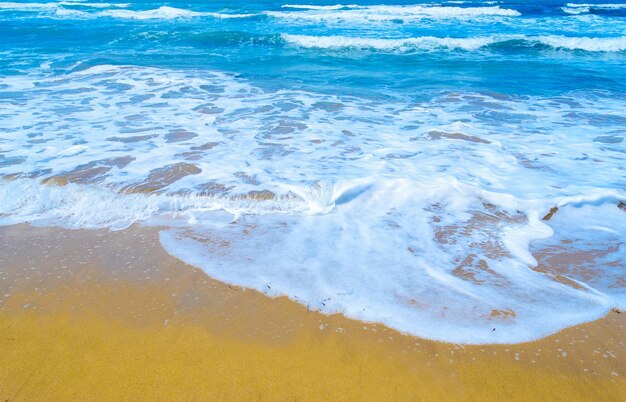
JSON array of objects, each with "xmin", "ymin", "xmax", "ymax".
[
  {"xmin": 282, "ymin": 33, "xmax": 626, "ymax": 52},
  {"xmin": 267, "ymin": 4, "xmax": 521, "ymax": 23}
]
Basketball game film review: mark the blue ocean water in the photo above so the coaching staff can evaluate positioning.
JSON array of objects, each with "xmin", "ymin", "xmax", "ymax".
[
  {"xmin": 1, "ymin": 1, "xmax": 625, "ymax": 343},
  {"xmin": 2, "ymin": 1, "xmax": 626, "ymax": 97}
]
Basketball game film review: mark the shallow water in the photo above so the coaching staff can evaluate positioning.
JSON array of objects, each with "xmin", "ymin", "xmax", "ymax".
[{"xmin": 0, "ymin": 0, "xmax": 625, "ymax": 343}]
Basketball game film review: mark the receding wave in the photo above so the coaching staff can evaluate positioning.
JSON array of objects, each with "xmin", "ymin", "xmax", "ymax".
[
  {"xmin": 2, "ymin": 176, "xmax": 624, "ymax": 344},
  {"xmin": 0, "ymin": 179, "xmax": 309, "ymax": 230},
  {"xmin": 0, "ymin": 1, "xmax": 57, "ymax": 9},
  {"xmin": 282, "ymin": 34, "xmax": 626, "ymax": 52}
]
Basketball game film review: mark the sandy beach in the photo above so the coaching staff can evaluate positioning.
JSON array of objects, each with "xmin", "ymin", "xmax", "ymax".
[{"xmin": 1, "ymin": 224, "xmax": 624, "ymax": 401}]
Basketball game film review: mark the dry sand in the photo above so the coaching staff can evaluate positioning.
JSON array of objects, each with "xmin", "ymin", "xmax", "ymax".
[{"xmin": 0, "ymin": 224, "xmax": 624, "ymax": 401}]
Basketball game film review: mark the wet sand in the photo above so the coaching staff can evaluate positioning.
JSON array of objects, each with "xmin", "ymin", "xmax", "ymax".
[{"xmin": 0, "ymin": 224, "xmax": 624, "ymax": 401}]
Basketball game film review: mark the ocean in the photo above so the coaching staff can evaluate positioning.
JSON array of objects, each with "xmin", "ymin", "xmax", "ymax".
[{"xmin": 0, "ymin": 0, "xmax": 625, "ymax": 344}]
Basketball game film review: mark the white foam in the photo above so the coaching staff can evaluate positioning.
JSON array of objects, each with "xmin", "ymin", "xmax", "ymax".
[
  {"xmin": 1, "ymin": 64, "xmax": 624, "ymax": 343},
  {"xmin": 532, "ymin": 203, "xmax": 626, "ymax": 310},
  {"xmin": 98, "ymin": 6, "xmax": 205, "ymax": 19},
  {"xmin": 281, "ymin": 4, "xmax": 358, "ymax": 10},
  {"xmin": 282, "ymin": 34, "xmax": 498, "ymax": 51},
  {"xmin": 59, "ymin": 6, "xmax": 256, "ymax": 20},
  {"xmin": 562, "ymin": 6, "xmax": 590, "ymax": 14},
  {"xmin": 566, "ymin": 3, "xmax": 626, "ymax": 9},
  {"xmin": 0, "ymin": 3, "xmax": 255, "ymax": 19},
  {"xmin": 0, "ymin": 1, "xmax": 58, "ymax": 9},
  {"xmin": 1, "ymin": 177, "xmax": 622, "ymax": 344},
  {"xmin": 0, "ymin": 179, "xmax": 311, "ymax": 230},
  {"xmin": 563, "ymin": 3, "xmax": 626, "ymax": 14},
  {"xmin": 59, "ymin": 2, "xmax": 129, "ymax": 7},
  {"xmin": 535, "ymin": 35, "xmax": 626, "ymax": 51},
  {"xmin": 0, "ymin": 2, "xmax": 55, "ymax": 9},
  {"xmin": 283, "ymin": 33, "xmax": 626, "ymax": 52},
  {"xmin": 159, "ymin": 179, "xmax": 619, "ymax": 344},
  {"xmin": 267, "ymin": 4, "xmax": 521, "ymax": 23},
  {"xmin": 0, "ymin": 1, "xmax": 128, "ymax": 10}
]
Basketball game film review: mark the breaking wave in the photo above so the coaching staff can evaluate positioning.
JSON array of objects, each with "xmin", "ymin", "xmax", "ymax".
[
  {"xmin": 282, "ymin": 33, "xmax": 626, "ymax": 52},
  {"xmin": 267, "ymin": 4, "xmax": 521, "ymax": 23}
]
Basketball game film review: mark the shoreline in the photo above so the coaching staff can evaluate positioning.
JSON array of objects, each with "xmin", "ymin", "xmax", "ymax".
[{"xmin": 1, "ymin": 223, "xmax": 624, "ymax": 400}]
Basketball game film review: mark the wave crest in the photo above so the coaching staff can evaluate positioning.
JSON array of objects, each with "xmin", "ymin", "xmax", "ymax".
[
  {"xmin": 562, "ymin": 2, "xmax": 626, "ymax": 14},
  {"xmin": 282, "ymin": 34, "xmax": 626, "ymax": 52},
  {"xmin": 0, "ymin": 3, "xmax": 257, "ymax": 19},
  {"xmin": 268, "ymin": 4, "xmax": 521, "ymax": 23}
]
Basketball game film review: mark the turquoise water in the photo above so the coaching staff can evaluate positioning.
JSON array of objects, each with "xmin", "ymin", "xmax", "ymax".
[
  {"xmin": 2, "ymin": 1, "xmax": 626, "ymax": 97},
  {"xmin": 1, "ymin": 1, "xmax": 625, "ymax": 343}
]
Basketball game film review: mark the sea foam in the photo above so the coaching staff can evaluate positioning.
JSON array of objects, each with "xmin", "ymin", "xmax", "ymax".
[
  {"xmin": 0, "ymin": 2, "xmax": 256, "ymax": 19},
  {"xmin": 282, "ymin": 34, "xmax": 626, "ymax": 52},
  {"xmin": 0, "ymin": 1, "xmax": 129, "ymax": 10},
  {"xmin": 282, "ymin": 34, "xmax": 497, "ymax": 51},
  {"xmin": 1, "ymin": 175, "xmax": 622, "ymax": 343},
  {"xmin": 54, "ymin": 5, "xmax": 256, "ymax": 19},
  {"xmin": 562, "ymin": 3, "xmax": 626, "ymax": 14},
  {"xmin": 267, "ymin": 4, "xmax": 521, "ymax": 23},
  {"xmin": 159, "ymin": 179, "xmax": 622, "ymax": 344},
  {"xmin": 1, "ymin": 65, "xmax": 624, "ymax": 343}
]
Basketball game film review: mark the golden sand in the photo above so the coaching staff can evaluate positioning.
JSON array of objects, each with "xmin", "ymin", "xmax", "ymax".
[{"xmin": 0, "ymin": 224, "xmax": 624, "ymax": 401}]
